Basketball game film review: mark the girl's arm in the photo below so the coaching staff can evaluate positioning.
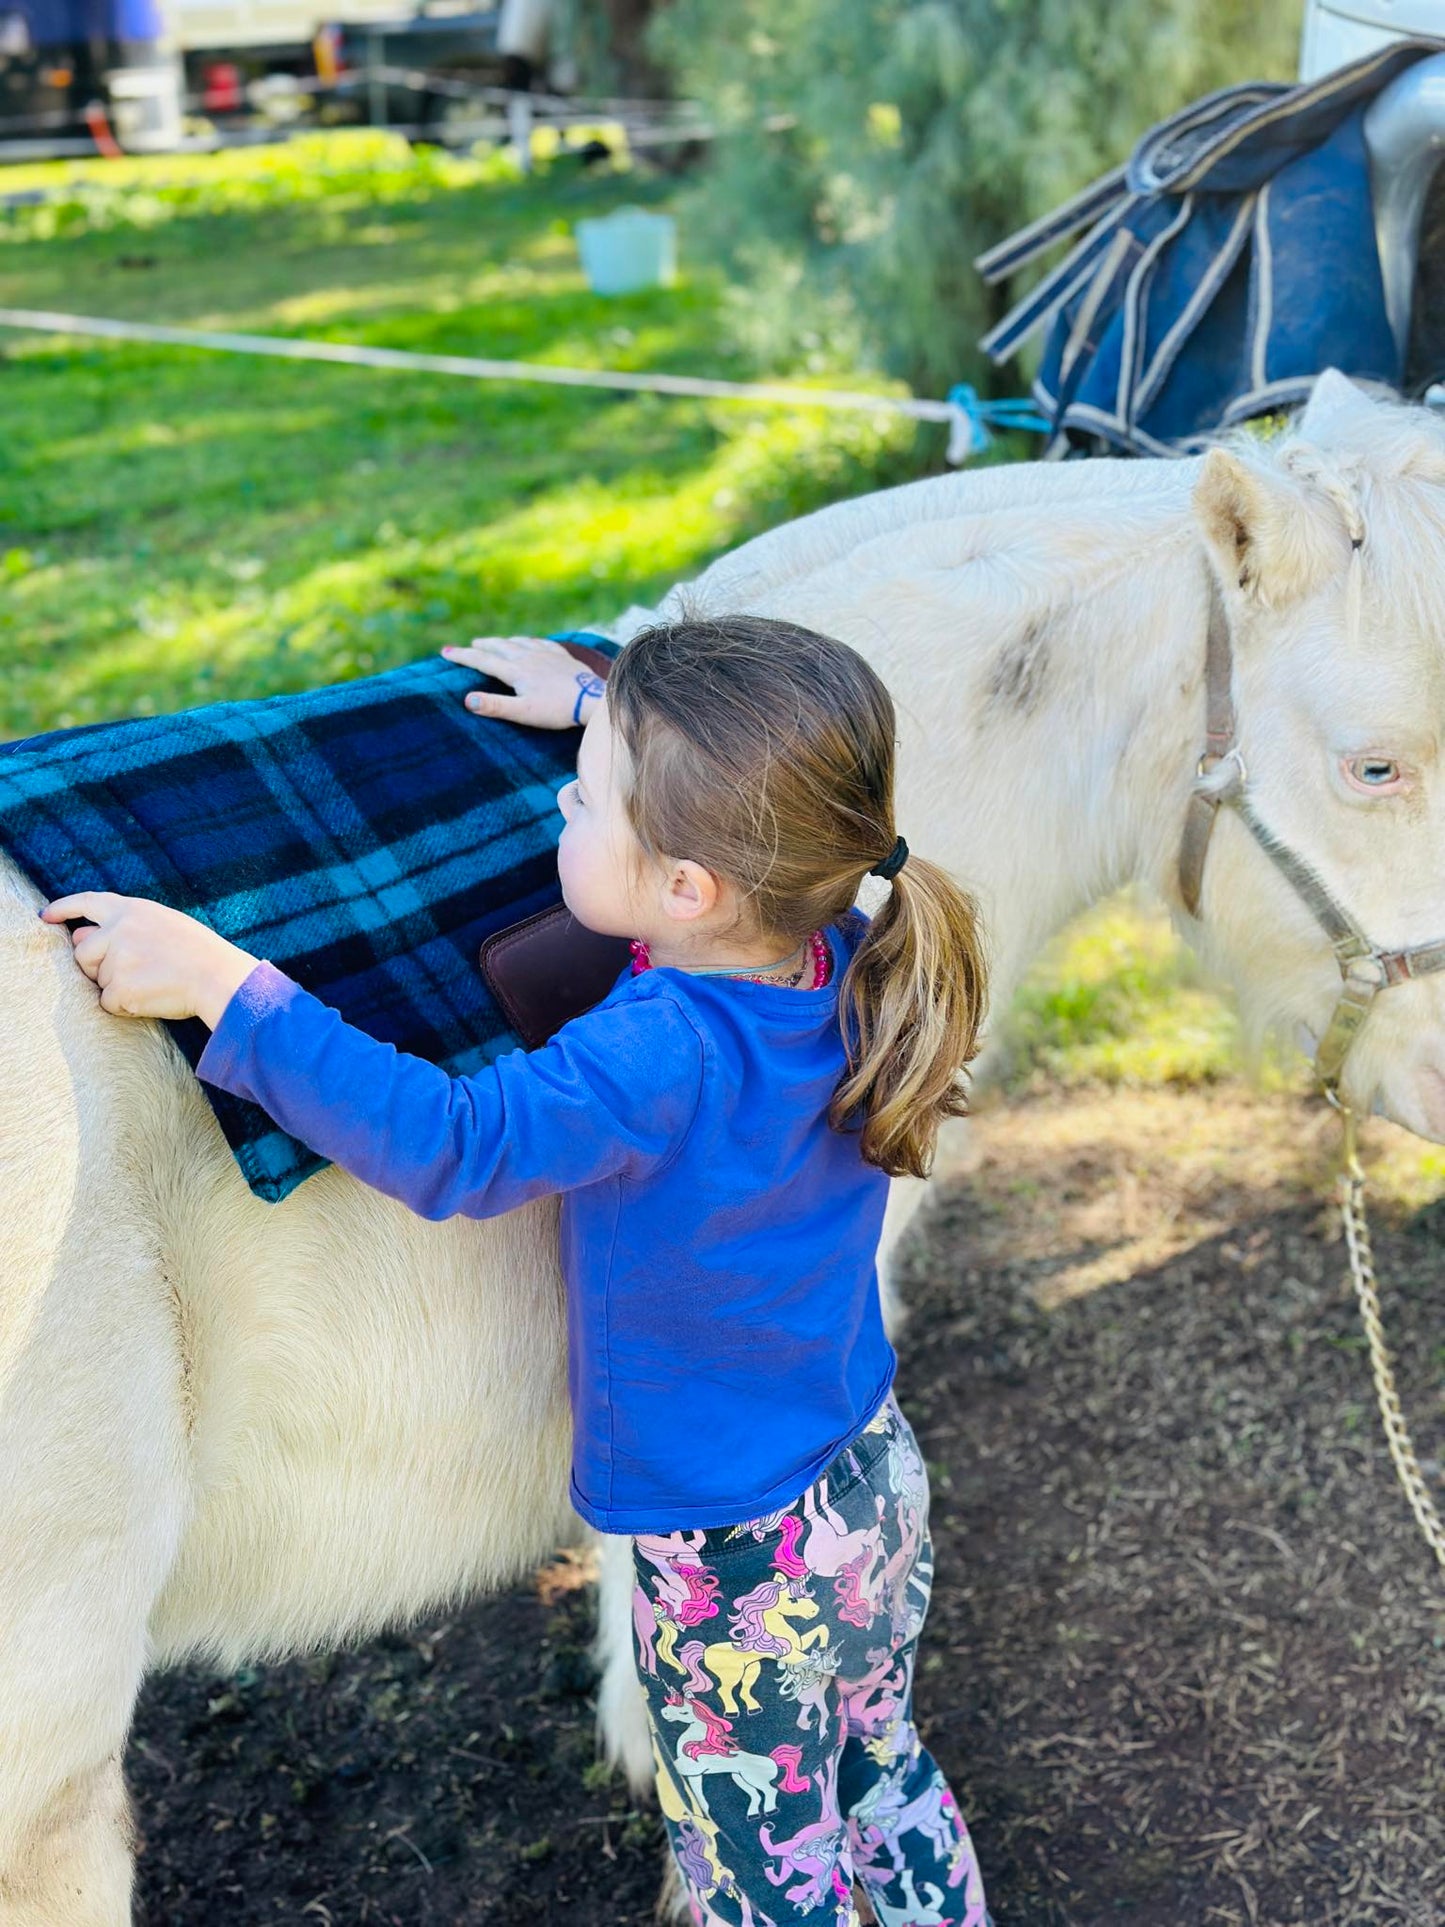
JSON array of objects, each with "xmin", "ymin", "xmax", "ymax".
[
  {"xmin": 196, "ymin": 962, "xmax": 706, "ymax": 1220},
  {"xmin": 39, "ymin": 893, "xmax": 705, "ymax": 1220}
]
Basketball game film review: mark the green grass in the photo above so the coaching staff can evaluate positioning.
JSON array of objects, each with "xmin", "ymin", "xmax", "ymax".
[
  {"xmin": 0, "ymin": 132, "xmax": 923, "ymax": 736},
  {"xmin": 997, "ymin": 897, "xmax": 1445, "ymax": 1216},
  {"xmin": 997, "ymin": 895, "xmax": 1249, "ymax": 1092}
]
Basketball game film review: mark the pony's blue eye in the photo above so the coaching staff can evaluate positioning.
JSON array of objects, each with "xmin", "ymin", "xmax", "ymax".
[{"xmin": 1345, "ymin": 756, "xmax": 1402, "ymax": 790}]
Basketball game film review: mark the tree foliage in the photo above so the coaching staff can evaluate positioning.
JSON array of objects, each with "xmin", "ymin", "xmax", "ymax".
[{"xmin": 650, "ymin": 0, "xmax": 1302, "ymax": 395}]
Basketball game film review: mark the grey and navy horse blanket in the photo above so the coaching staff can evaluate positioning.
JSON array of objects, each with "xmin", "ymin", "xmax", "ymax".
[
  {"xmin": 975, "ymin": 38, "xmax": 1445, "ymax": 454},
  {"xmin": 0, "ymin": 639, "xmax": 614, "ymax": 1203}
]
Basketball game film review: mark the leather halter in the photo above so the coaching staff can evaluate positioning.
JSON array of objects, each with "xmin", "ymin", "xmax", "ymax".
[{"xmin": 1178, "ymin": 577, "xmax": 1445, "ymax": 1096}]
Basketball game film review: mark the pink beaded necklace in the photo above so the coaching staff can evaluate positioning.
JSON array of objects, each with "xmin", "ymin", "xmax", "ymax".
[{"xmin": 629, "ymin": 930, "xmax": 831, "ymax": 989}]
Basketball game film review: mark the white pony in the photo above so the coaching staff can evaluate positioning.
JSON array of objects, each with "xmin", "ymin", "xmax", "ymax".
[{"xmin": 5, "ymin": 373, "xmax": 1445, "ymax": 1925}]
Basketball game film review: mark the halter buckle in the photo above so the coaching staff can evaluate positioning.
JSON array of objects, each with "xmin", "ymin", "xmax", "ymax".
[
  {"xmin": 1340, "ymin": 952, "xmax": 1388, "ymax": 992},
  {"xmin": 1194, "ymin": 744, "xmax": 1248, "ymax": 786}
]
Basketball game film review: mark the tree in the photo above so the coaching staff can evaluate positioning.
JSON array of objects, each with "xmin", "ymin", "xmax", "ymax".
[{"xmin": 650, "ymin": 0, "xmax": 1302, "ymax": 395}]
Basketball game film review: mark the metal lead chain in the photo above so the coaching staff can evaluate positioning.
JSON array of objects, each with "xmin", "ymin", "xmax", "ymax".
[{"xmin": 1335, "ymin": 1102, "xmax": 1445, "ymax": 1574}]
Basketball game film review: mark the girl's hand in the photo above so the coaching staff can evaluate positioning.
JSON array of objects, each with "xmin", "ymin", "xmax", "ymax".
[
  {"xmin": 441, "ymin": 636, "xmax": 605, "ymax": 730},
  {"xmin": 39, "ymin": 893, "xmax": 261, "ymax": 1029}
]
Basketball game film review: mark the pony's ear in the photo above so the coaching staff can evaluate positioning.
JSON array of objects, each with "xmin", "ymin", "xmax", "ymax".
[
  {"xmin": 1296, "ymin": 366, "xmax": 1378, "ymax": 445},
  {"xmin": 1193, "ymin": 447, "xmax": 1338, "ymax": 608}
]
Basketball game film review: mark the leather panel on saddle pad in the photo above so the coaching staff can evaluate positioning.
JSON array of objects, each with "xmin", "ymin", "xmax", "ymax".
[
  {"xmin": 476, "ymin": 643, "xmax": 630, "ymax": 1045},
  {"xmin": 479, "ymin": 905, "xmax": 632, "ymax": 1051}
]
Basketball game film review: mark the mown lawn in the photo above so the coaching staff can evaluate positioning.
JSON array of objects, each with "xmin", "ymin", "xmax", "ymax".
[{"xmin": 0, "ymin": 133, "xmax": 920, "ymax": 738}]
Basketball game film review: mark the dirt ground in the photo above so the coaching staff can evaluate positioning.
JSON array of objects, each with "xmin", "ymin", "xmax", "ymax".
[{"xmin": 129, "ymin": 1085, "xmax": 1445, "ymax": 1927}]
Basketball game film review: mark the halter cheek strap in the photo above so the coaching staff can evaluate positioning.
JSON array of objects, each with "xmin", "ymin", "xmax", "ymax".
[{"xmin": 1177, "ymin": 586, "xmax": 1236, "ymax": 922}]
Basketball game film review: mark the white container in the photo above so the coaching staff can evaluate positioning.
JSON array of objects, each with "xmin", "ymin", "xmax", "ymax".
[
  {"xmin": 106, "ymin": 61, "xmax": 184, "ymax": 152},
  {"xmin": 575, "ymin": 207, "xmax": 677, "ymax": 295},
  {"xmin": 1300, "ymin": 0, "xmax": 1445, "ymax": 81}
]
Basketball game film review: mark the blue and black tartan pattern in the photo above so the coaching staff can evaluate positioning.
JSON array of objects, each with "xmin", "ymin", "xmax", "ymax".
[
  {"xmin": 0, "ymin": 636, "xmax": 615, "ymax": 1203},
  {"xmin": 975, "ymin": 39, "xmax": 1444, "ymax": 455}
]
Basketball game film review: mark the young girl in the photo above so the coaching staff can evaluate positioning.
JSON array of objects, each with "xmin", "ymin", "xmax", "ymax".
[{"xmin": 43, "ymin": 615, "xmax": 992, "ymax": 1927}]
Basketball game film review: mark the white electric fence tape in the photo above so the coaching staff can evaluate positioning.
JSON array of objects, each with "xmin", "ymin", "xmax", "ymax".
[{"xmin": 0, "ymin": 307, "xmax": 975, "ymax": 449}]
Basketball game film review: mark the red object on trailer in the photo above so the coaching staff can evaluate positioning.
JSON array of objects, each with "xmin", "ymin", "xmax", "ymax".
[
  {"xmin": 313, "ymin": 23, "xmax": 343, "ymax": 82},
  {"xmin": 201, "ymin": 60, "xmax": 244, "ymax": 113},
  {"xmin": 82, "ymin": 98, "xmax": 123, "ymax": 155}
]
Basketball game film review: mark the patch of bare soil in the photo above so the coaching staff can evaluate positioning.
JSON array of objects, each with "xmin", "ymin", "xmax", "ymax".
[
  {"xmin": 131, "ymin": 1086, "xmax": 1445, "ymax": 1926},
  {"xmin": 128, "ymin": 1548, "xmax": 662, "ymax": 1925}
]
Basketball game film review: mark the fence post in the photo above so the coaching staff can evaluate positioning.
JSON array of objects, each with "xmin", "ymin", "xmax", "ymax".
[{"xmin": 508, "ymin": 90, "xmax": 533, "ymax": 173}]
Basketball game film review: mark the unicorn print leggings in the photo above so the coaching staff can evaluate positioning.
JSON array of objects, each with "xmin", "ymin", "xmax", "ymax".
[{"xmin": 630, "ymin": 1391, "xmax": 990, "ymax": 1927}]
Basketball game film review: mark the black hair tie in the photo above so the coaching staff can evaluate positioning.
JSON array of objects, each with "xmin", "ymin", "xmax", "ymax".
[{"xmin": 870, "ymin": 836, "xmax": 909, "ymax": 881}]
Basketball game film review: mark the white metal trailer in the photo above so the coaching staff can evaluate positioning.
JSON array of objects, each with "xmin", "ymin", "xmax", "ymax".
[{"xmin": 1301, "ymin": 0, "xmax": 1445, "ymax": 79}]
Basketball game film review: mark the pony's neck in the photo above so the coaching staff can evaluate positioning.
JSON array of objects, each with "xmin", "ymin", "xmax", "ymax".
[{"xmin": 876, "ymin": 481, "xmax": 1213, "ymax": 1007}]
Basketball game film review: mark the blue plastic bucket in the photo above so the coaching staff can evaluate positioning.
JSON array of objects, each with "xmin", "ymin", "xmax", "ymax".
[{"xmin": 575, "ymin": 207, "xmax": 678, "ymax": 295}]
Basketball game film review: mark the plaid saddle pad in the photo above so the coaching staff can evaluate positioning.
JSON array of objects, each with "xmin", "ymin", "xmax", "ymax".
[{"xmin": 0, "ymin": 637, "xmax": 616, "ymax": 1203}]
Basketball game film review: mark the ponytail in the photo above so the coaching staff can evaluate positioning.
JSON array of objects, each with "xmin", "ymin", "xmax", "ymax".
[{"xmin": 831, "ymin": 854, "xmax": 988, "ymax": 1180}]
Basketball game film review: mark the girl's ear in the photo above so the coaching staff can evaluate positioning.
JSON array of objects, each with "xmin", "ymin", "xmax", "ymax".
[{"xmin": 661, "ymin": 859, "xmax": 720, "ymax": 926}]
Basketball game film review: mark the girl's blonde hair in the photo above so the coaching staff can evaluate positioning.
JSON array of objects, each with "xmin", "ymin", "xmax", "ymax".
[{"xmin": 607, "ymin": 615, "xmax": 987, "ymax": 1179}]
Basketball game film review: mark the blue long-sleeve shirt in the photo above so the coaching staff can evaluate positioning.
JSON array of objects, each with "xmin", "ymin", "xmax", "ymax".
[{"xmin": 196, "ymin": 911, "xmax": 896, "ymax": 1533}]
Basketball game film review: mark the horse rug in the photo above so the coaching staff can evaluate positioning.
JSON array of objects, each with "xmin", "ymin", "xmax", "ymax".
[{"xmin": 975, "ymin": 38, "xmax": 1445, "ymax": 454}]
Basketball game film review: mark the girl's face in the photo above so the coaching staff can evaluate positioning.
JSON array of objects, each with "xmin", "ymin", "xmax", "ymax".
[
  {"xmin": 556, "ymin": 701, "xmax": 653, "ymax": 937},
  {"xmin": 558, "ymin": 699, "xmax": 748, "ymax": 956}
]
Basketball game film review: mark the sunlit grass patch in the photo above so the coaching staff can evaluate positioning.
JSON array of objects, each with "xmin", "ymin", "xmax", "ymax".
[
  {"xmin": 1357, "ymin": 1125, "xmax": 1445, "ymax": 1219},
  {"xmin": 2, "ymin": 375, "xmax": 906, "ymax": 733},
  {"xmin": 993, "ymin": 896, "xmax": 1445, "ymax": 1217},
  {"xmin": 996, "ymin": 894, "xmax": 1250, "ymax": 1092},
  {"xmin": 0, "ymin": 132, "xmax": 522, "ymax": 243}
]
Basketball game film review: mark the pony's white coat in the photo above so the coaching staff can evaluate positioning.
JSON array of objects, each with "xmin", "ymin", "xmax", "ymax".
[{"xmin": 6, "ymin": 376, "xmax": 1445, "ymax": 1923}]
